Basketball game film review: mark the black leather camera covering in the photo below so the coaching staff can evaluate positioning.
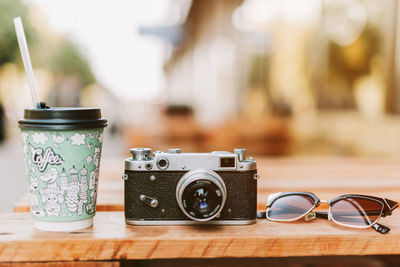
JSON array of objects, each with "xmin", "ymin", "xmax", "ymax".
[{"xmin": 124, "ymin": 170, "xmax": 257, "ymax": 221}]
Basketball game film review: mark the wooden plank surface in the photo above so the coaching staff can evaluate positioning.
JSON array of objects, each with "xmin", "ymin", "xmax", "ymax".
[
  {"xmin": 0, "ymin": 262, "xmax": 120, "ymax": 267},
  {"xmin": 1, "ymin": 210, "xmax": 400, "ymax": 262},
  {"xmin": 4, "ymin": 158, "xmax": 400, "ymax": 262},
  {"xmin": 13, "ymin": 157, "xmax": 400, "ymax": 212}
]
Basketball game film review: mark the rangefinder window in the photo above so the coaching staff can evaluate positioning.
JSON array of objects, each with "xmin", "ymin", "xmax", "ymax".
[{"xmin": 220, "ymin": 157, "xmax": 235, "ymax": 168}]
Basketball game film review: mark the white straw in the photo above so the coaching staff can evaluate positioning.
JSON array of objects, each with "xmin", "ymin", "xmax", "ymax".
[{"xmin": 14, "ymin": 17, "xmax": 40, "ymax": 109}]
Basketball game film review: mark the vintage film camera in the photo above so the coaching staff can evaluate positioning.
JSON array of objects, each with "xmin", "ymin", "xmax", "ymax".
[{"xmin": 123, "ymin": 148, "xmax": 258, "ymax": 225}]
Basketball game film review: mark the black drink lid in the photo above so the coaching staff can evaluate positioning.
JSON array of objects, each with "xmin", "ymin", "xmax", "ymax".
[{"xmin": 18, "ymin": 106, "xmax": 107, "ymax": 130}]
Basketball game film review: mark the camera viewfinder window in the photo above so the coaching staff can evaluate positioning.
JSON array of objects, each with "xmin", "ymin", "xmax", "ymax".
[{"xmin": 220, "ymin": 157, "xmax": 235, "ymax": 168}]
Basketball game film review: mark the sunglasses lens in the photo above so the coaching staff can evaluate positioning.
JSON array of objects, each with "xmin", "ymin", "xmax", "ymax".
[
  {"xmin": 330, "ymin": 197, "xmax": 384, "ymax": 227},
  {"xmin": 267, "ymin": 195, "xmax": 315, "ymax": 221}
]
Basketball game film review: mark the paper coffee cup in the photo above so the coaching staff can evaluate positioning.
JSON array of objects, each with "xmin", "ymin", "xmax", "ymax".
[{"xmin": 18, "ymin": 107, "xmax": 107, "ymax": 231}]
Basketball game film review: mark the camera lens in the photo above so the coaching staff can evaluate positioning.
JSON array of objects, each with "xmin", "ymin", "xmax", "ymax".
[
  {"xmin": 183, "ymin": 181, "xmax": 222, "ymax": 218},
  {"xmin": 176, "ymin": 170, "xmax": 226, "ymax": 221}
]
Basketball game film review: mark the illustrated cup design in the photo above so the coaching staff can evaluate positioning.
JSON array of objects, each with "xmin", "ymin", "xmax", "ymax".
[
  {"xmin": 22, "ymin": 129, "xmax": 104, "ymax": 222},
  {"xmin": 19, "ymin": 107, "xmax": 107, "ymax": 231}
]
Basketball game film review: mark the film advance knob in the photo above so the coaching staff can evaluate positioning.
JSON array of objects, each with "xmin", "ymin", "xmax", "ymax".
[
  {"xmin": 130, "ymin": 148, "xmax": 152, "ymax": 161},
  {"xmin": 140, "ymin": 195, "xmax": 159, "ymax": 208}
]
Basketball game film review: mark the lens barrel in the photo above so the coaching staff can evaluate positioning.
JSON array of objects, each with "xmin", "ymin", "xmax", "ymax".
[{"xmin": 176, "ymin": 169, "xmax": 227, "ymax": 222}]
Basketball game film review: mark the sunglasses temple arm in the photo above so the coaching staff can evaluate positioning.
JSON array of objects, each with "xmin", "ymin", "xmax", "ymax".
[{"xmin": 372, "ymin": 223, "xmax": 390, "ymax": 234}]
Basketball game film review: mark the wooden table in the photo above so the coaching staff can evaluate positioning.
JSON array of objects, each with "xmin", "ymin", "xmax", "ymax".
[{"xmin": 4, "ymin": 158, "xmax": 400, "ymax": 265}]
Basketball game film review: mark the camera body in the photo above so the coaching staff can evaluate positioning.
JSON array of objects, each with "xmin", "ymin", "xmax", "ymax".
[{"xmin": 123, "ymin": 148, "xmax": 258, "ymax": 225}]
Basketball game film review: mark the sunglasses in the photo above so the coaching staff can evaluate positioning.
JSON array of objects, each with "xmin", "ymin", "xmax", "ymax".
[{"xmin": 257, "ymin": 192, "xmax": 398, "ymax": 234}]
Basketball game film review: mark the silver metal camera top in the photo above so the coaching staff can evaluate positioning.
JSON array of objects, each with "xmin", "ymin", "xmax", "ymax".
[
  {"xmin": 168, "ymin": 148, "xmax": 182, "ymax": 154},
  {"xmin": 234, "ymin": 148, "xmax": 246, "ymax": 162},
  {"xmin": 130, "ymin": 148, "xmax": 152, "ymax": 161},
  {"xmin": 125, "ymin": 148, "xmax": 257, "ymax": 171}
]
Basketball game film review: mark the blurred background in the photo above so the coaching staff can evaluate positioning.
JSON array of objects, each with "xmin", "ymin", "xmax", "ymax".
[{"xmin": 1, "ymin": 0, "xmax": 400, "ymax": 211}]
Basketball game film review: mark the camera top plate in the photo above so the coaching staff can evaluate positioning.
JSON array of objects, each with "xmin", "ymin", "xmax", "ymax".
[{"xmin": 125, "ymin": 148, "xmax": 257, "ymax": 172}]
